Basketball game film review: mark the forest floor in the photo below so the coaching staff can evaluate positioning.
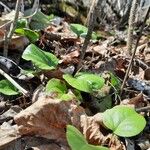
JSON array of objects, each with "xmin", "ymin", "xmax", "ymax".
[{"xmin": 0, "ymin": 1, "xmax": 150, "ymax": 150}]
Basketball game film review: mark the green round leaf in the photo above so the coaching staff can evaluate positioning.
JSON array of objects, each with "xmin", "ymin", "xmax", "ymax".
[
  {"xmin": 67, "ymin": 125, "xmax": 108, "ymax": 150},
  {"xmin": 16, "ymin": 18, "xmax": 28, "ymax": 28},
  {"xmin": 70, "ymin": 24, "xmax": 88, "ymax": 37},
  {"xmin": 103, "ymin": 106, "xmax": 146, "ymax": 137},
  {"xmin": 0, "ymin": 80, "xmax": 19, "ymax": 95},
  {"xmin": 46, "ymin": 78, "xmax": 77, "ymax": 101},
  {"xmin": 67, "ymin": 125, "xmax": 87, "ymax": 150},
  {"xmin": 24, "ymin": 10, "xmax": 53, "ymax": 30},
  {"xmin": 46, "ymin": 78, "xmax": 67, "ymax": 94},
  {"xmin": 63, "ymin": 73, "xmax": 105, "ymax": 93},
  {"xmin": 22, "ymin": 44, "xmax": 59, "ymax": 70},
  {"xmin": 60, "ymin": 93, "xmax": 76, "ymax": 101},
  {"xmin": 63, "ymin": 74, "xmax": 90, "ymax": 92},
  {"xmin": 15, "ymin": 28, "xmax": 39, "ymax": 43}
]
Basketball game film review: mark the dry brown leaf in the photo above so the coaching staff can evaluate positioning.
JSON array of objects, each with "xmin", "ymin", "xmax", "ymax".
[
  {"xmin": 21, "ymin": 136, "xmax": 70, "ymax": 150},
  {"xmin": 0, "ymin": 123, "xmax": 20, "ymax": 149},
  {"xmin": 0, "ymin": 11, "xmax": 28, "ymax": 51},
  {"xmin": 0, "ymin": 33, "xmax": 29, "ymax": 51},
  {"xmin": 14, "ymin": 95, "xmax": 85, "ymax": 144},
  {"xmin": 61, "ymin": 50, "xmax": 79, "ymax": 64},
  {"xmin": 92, "ymin": 44, "xmax": 108, "ymax": 56},
  {"xmin": 81, "ymin": 113, "xmax": 126, "ymax": 150},
  {"xmin": 95, "ymin": 58, "xmax": 117, "ymax": 73},
  {"xmin": 42, "ymin": 69, "xmax": 64, "ymax": 79},
  {"xmin": 121, "ymin": 93, "xmax": 146, "ymax": 109}
]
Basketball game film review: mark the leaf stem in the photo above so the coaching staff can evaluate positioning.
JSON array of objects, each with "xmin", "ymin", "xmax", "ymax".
[
  {"xmin": 136, "ymin": 105, "xmax": 150, "ymax": 112},
  {"xmin": 0, "ymin": 69, "xmax": 30, "ymax": 97}
]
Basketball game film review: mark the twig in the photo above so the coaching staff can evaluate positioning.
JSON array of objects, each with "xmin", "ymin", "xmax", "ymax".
[
  {"xmin": 0, "ymin": 0, "xmax": 39, "ymax": 32},
  {"xmin": 0, "ymin": 69, "xmax": 30, "ymax": 97},
  {"xmin": 0, "ymin": 2, "xmax": 11, "ymax": 12},
  {"xmin": 136, "ymin": 105, "xmax": 150, "ymax": 112},
  {"xmin": 3, "ymin": 0, "xmax": 22, "ymax": 57},
  {"xmin": 20, "ymin": 0, "xmax": 25, "ymax": 13},
  {"xmin": 75, "ymin": 0, "xmax": 99, "ymax": 73},
  {"xmin": 0, "ymin": 7, "xmax": 38, "ymax": 30},
  {"xmin": 127, "ymin": 0, "xmax": 138, "ymax": 55},
  {"xmin": 120, "ymin": 7, "xmax": 150, "ymax": 95}
]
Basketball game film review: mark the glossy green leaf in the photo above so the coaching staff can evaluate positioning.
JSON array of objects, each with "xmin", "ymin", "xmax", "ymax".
[
  {"xmin": 63, "ymin": 73, "xmax": 105, "ymax": 93},
  {"xmin": 70, "ymin": 23, "xmax": 100, "ymax": 40},
  {"xmin": 15, "ymin": 28, "xmax": 39, "ymax": 43},
  {"xmin": 70, "ymin": 24, "xmax": 88, "ymax": 37},
  {"xmin": 22, "ymin": 44, "xmax": 59, "ymax": 70},
  {"xmin": 46, "ymin": 78, "xmax": 77, "ymax": 101},
  {"xmin": 0, "ymin": 80, "xmax": 19, "ymax": 95},
  {"xmin": 46, "ymin": 78, "xmax": 67, "ymax": 94},
  {"xmin": 25, "ymin": 10, "xmax": 53, "ymax": 30},
  {"xmin": 103, "ymin": 106, "xmax": 146, "ymax": 137},
  {"xmin": 67, "ymin": 125, "xmax": 108, "ymax": 150},
  {"xmin": 16, "ymin": 18, "xmax": 28, "ymax": 28},
  {"xmin": 60, "ymin": 93, "xmax": 76, "ymax": 101},
  {"xmin": 67, "ymin": 125, "xmax": 87, "ymax": 150}
]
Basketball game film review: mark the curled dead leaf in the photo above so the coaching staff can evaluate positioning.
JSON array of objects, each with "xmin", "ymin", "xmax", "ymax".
[{"xmin": 80, "ymin": 113, "xmax": 126, "ymax": 150}]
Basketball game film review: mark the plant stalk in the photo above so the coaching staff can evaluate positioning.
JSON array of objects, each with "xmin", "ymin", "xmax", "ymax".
[
  {"xmin": 75, "ymin": 0, "xmax": 99, "ymax": 73},
  {"xmin": 3, "ymin": 0, "xmax": 22, "ymax": 57},
  {"xmin": 120, "ymin": 7, "xmax": 150, "ymax": 95}
]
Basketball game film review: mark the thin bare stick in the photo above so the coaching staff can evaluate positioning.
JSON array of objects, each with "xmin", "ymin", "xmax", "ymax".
[
  {"xmin": 0, "ymin": 8, "xmax": 38, "ymax": 30},
  {"xmin": 127, "ymin": 0, "xmax": 138, "ymax": 55},
  {"xmin": 76, "ymin": 0, "xmax": 99, "ymax": 72},
  {"xmin": 3, "ymin": 0, "xmax": 22, "ymax": 57},
  {"xmin": 0, "ymin": 2, "xmax": 11, "ymax": 12},
  {"xmin": 136, "ymin": 105, "xmax": 150, "ymax": 112},
  {"xmin": 120, "ymin": 7, "xmax": 150, "ymax": 95},
  {"xmin": 0, "ymin": 0, "xmax": 39, "ymax": 32},
  {"xmin": 0, "ymin": 69, "xmax": 30, "ymax": 97}
]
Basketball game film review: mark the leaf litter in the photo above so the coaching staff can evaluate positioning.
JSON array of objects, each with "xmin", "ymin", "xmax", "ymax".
[{"xmin": 0, "ymin": 3, "xmax": 150, "ymax": 150}]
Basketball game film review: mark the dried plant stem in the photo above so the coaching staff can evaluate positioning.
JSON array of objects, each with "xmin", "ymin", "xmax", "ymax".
[
  {"xmin": 136, "ymin": 105, "xmax": 150, "ymax": 112},
  {"xmin": 0, "ymin": 69, "xmax": 30, "ymax": 97},
  {"xmin": 0, "ymin": 2, "xmax": 38, "ymax": 30},
  {"xmin": 3, "ymin": 0, "xmax": 22, "ymax": 57},
  {"xmin": 0, "ymin": 2, "xmax": 11, "ymax": 12},
  {"xmin": 120, "ymin": 7, "xmax": 150, "ymax": 95},
  {"xmin": 76, "ymin": 0, "xmax": 99, "ymax": 72},
  {"xmin": 127, "ymin": 0, "xmax": 138, "ymax": 55}
]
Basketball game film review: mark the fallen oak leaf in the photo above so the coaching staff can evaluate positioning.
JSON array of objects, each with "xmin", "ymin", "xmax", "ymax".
[{"xmin": 61, "ymin": 50, "xmax": 80, "ymax": 64}]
